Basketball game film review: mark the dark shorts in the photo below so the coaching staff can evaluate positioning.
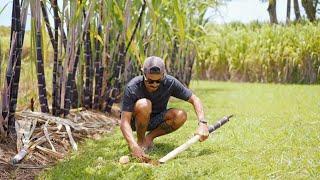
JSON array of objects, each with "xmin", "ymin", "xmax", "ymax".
[{"xmin": 131, "ymin": 109, "xmax": 169, "ymax": 131}]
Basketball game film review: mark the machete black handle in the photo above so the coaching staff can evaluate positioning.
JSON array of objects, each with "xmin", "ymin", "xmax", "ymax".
[{"xmin": 208, "ymin": 115, "xmax": 234, "ymax": 133}]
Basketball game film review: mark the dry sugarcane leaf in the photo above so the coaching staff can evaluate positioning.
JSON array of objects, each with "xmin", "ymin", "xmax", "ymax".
[
  {"xmin": 53, "ymin": 131, "xmax": 67, "ymax": 136},
  {"xmin": 15, "ymin": 119, "xmax": 23, "ymax": 152},
  {"xmin": 30, "ymin": 130, "xmax": 44, "ymax": 141},
  {"xmin": 35, "ymin": 146, "xmax": 64, "ymax": 159},
  {"xmin": 61, "ymin": 138, "xmax": 70, "ymax": 150},
  {"xmin": 0, "ymin": 157, "xmax": 10, "ymax": 165},
  {"xmin": 15, "ymin": 118, "xmax": 37, "ymax": 151},
  {"xmin": 17, "ymin": 112, "xmax": 47, "ymax": 123},
  {"xmin": 78, "ymin": 112, "xmax": 91, "ymax": 122},
  {"xmin": 65, "ymin": 125, "xmax": 78, "ymax": 151},
  {"xmin": 71, "ymin": 133, "xmax": 84, "ymax": 140},
  {"xmin": 84, "ymin": 111, "xmax": 96, "ymax": 120},
  {"xmin": 10, "ymin": 109, "xmax": 119, "ymax": 166},
  {"xmin": 87, "ymin": 113, "xmax": 101, "ymax": 122},
  {"xmin": 13, "ymin": 163, "xmax": 51, "ymax": 169},
  {"xmin": 69, "ymin": 107, "xmax": 84, "ymax": 113},
  {"xmin": 84, "ymin": 122, "xmax": 103, "ymax": 128},
  {"xmin": 16, "ymin": 119, "xmax": 31, "ymax": 145},
  {"xmin": 21, "ymin": 111, "xmax": 80, "ymax": 130},
  {"xmin": 72, "ymin": 128, "xmax": 89, "ymax": 136},
  {"xmin": 43, "ymin": 122, "xmax": 56, "ymax": 152},
  {"xmin": 46, "ymin": 126, "xmax": 59, "ymax": 131},
  {"xmin": 27, "ymin": 119, "xmax": 38, "ymax": 141},
  {"xmin": 55, "ymin": 118, "xmax": 82, "ymax": 131},
  {"xmin": 52, "ymin": 139, "xmax": 66, "ymax": 151},
  {"xmin": 72, "ymin": 114, "xmax": 81, "ymax": 123},
  {"xmin": 33, "ymin": 127, "xmax": 42, "ymax": 133},
  {"xmin": 23, "ymin": 119, "xmax": 38, "ymax": 148},
  {"xmin": 32, "ymin": 151, "xmax": 50, "ymax": 163},
  {"xmin": 56, "ymin": 122, "xmax": 63, "ymax": 131},
  {"xmin": 30, "ymin": 135, "xmax": 49, "ymax": 150}
]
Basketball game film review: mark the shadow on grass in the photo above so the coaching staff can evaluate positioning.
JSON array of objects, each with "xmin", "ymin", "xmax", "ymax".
[
  {"xmin": 149, "ymin": 142, "xmax": 220, "ymax": 160},
  {"xmin": 148, "ymin": 142, "xmax": 176, "ymax": 157},
  {"xmin": 197, "ymin": 148, "xmax": 219, "ymax": 156}
]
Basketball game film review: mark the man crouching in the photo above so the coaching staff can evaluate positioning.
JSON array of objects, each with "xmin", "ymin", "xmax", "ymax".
[{"xmin": 120, "ymin": 56, "xmax": 209, "ymax": 161}]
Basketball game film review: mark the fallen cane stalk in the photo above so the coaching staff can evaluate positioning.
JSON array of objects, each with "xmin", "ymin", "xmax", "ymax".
[{"xmin": 158, "ymin": 115, "xmax": 234, "ymax": 163}]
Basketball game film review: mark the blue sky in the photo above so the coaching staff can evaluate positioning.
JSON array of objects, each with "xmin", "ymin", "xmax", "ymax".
[
  {"xmin": 0, "ymin": 0, "xmax": 310, "ymax": 29},
  {"xmin": 207, "ymin": 0, "xmax": 307, "ymax": 23}
]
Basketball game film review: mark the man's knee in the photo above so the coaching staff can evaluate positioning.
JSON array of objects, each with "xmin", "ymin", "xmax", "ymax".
[
  {"xmin": 166, "ymin": 109, "xmax": 187, "ymax": 129},
  {"xmin": 134, "ymin": 98, "xmax": 152, "ymax": 117},
  {"xmin": 176, "ymin": 110, "xmax": 187, "ymax": 122},
  {"xmin": 175, "ymin": 110, "xmax": 187, "ymax": 124}
]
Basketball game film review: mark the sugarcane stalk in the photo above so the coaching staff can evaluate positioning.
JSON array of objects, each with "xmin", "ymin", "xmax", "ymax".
[
  {"xmin": 100, "ymin": 22, "xmax": 111, "ymax": 111},
  {"xmin": 84, "ymin": 25, "xmax": 93, "ymax": 108},
  {"xmin": 31, "ymin": 0, "xmax": 49, "ymax": 113},
  {"xmin": 2, "ymin": 1, "xmax": 18, "ymax": 129},
  {"xmin": 40, "ymin": 1, "xmax": 55, "ymax": 48},
  {"xmin": 50, "ymin": 0, "xmax": 67, "ymax": 50},
  {"xmin": 71, "ymin": 46, "xmax": 81, "ymax": 108},
  {"xmin": 61, "ymin": 1, "xmax": 94, "ymax": 116},
  {"xmin": 7, "ymin": 0, "xmax": 28, "ymax": 133},
  {"xmin": 93, "ymin": 22, "xmax": 102, "ymax": 110},
  {"xmin": 51, "ymin": 0, "xmax": 60, "ymax": 116},
  {"xmin": 159, "ymin": 115, "xmax": 234, "ymax": 163},
  {"xmin": 61, "ymin": 0, "xmax": 77, "ymax": 116}
]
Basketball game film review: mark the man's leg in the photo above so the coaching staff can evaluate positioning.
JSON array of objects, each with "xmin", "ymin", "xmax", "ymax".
[
  {"xmin": 144, "ymin": 109, "xmax": 187, "ymax": 148},
  {"xmin": 133, "ymin": 98, "xmax": 152, "ymax": 147}
]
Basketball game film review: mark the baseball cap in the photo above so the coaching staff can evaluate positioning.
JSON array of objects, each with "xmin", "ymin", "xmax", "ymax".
[{"xmin": 143, "ymin": 56, "xmax": 165, "ymax": 74}]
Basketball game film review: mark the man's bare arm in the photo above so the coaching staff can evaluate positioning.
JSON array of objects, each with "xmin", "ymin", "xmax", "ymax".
[
  {"xmin": 188, "ymin": 94, "xmax": 209, "ymax": 141},
  {"xmin": 188, "ymin": 94, "xmax": 205, "ymax": 122},
  {"xmin": 120, "ymin": 111, "xmax": 139, "ymax": 150},
  {"xmin": 120, "ymin": 111, "xmax": 149, "ymax": 161}
]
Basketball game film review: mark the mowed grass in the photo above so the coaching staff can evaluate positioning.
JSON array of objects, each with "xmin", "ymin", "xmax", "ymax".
[{"xmin": 40, "ymin": 81, "xmax": 320, "ymax": 179}]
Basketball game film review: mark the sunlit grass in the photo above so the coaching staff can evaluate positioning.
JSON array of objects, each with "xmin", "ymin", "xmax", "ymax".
[{"xmin": 40, "ymin": 81, "xmax": 320, "ymax": 179}]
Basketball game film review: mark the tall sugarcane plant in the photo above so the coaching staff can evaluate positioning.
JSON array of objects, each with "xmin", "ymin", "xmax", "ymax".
[
  {"xmin": 93, "ymin": 22, "xmax": 103, "ymax": 110},
  {"xmin": 0, "ymin": 0, "xmax": 25, "ymax": 137},
  {"xmin": 8, "ymin": 0, "xmax": 23, "ymax": 132},
  {"xmin": 51, "ymin": 0, "xmax": 60, "ymax": 116},
  {"xmin": 83, "ymin": 20, "xmax": 93, "ymax": 109},
  {"xmin": 30, "ymin": 0, "xmax": 49, "ymax": 113},
  {"xmin": 0, "ymin": 0, "xmax": 216, "ymax": 138}
]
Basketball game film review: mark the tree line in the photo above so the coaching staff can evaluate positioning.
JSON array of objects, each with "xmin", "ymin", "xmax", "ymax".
[{"xmin": 267, "ymin": 0, "xmax": 319, "ymax": 24}]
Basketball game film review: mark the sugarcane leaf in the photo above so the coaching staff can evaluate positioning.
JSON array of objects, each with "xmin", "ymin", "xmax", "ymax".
[
  {"xmin": 113, "ymin": 0, "xmax": 125, "ymax": 28},
  {"xmin": 173, "ymin": 0, "xmax": 185, "ymax": 42},
  {"xmin": 36, "ymin": 145, "xmax": 63, "ymax": 159},
  {"xmin": 94, "ymin": 34, "xmax": 103, "ymax": 45},
  {"xmin": 65, "ymin": 124, "xmax": 78, "ymax": 151},
  {"xmin": 0, "ymin": 2, "xmax": 10, "ymax": 15}
]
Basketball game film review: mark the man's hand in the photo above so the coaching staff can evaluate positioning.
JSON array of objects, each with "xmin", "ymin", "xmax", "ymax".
[
  {"xmin": 195, "ymin": 123, "xmax": 209, "ymax": 142},
  {"xmin": 131, "ymin": 145, "xmax": 151, "ymax": 162},
  {"xmin": 121, "ymin": 112, "xmax": 151, "ymax": 162}
]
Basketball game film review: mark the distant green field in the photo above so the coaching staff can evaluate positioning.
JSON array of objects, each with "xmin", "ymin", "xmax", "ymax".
[
  {"xmin": 40, "ymin": 81, "xmax": 320, "ymax": 179},
  {"xmin": 198, "ymin": 22, "xmax": 320, "ymax": 83}
]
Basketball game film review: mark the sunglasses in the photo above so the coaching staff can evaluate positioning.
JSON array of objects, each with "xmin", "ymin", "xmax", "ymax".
[{"xmin": 143, "ymin": 74, "xmax": 163, "ymax": 84}]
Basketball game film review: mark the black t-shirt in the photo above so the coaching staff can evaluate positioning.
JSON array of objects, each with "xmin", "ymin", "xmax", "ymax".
[{"xmin": 121, "ymin": 75, "xmax": 192, "ymax": 114}]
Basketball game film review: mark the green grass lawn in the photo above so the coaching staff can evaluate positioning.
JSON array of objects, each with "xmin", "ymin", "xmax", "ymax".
[{"xmin": 40, "ymin": 81, "xmax": 320, "ymax": 179}]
